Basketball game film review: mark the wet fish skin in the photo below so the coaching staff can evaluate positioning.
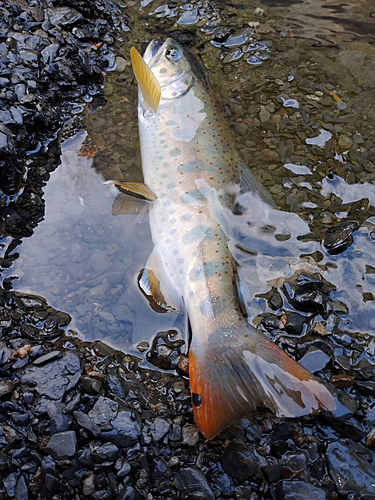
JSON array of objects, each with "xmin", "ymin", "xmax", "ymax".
[{"xmin": 131, "ymin": 38, "xmax": 336, "ymax": 439}]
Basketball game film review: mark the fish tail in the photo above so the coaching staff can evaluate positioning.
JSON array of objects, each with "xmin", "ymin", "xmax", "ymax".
[{"xmin": 189, "ymin": 323, "xmax": 336, "ymax": 439}]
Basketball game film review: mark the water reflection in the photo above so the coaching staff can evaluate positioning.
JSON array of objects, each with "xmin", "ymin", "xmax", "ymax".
[{"xmin": 4, "ymin": 132, "xmax": 186, "ymax": 354}]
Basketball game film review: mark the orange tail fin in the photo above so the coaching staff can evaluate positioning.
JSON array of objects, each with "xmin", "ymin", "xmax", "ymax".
[{"xmin": 189, "ymin": 324, "xmax": 335, "ymax": 439}]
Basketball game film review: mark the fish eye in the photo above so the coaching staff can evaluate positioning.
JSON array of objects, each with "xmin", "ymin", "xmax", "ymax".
[{"xmin": 166, "ymin": 46, "xmax": 181, "ymax": 61}]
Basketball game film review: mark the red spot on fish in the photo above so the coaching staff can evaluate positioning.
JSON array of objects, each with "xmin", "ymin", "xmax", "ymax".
[
  {"xmin": 218, "ymin": 274, "xmax": 222, "ymax": 277},
  {"xmin": 209, "ymin": 176, "xmax": 214, "ymax": 180},
  {"xmin": 214, "ymin": 234, "xmax": 218, "ymax": 237},
  {"xmin": 216, "ymin": 296, "xmax": 220, "ymax": 300},
  {"xmin": 215, "ymin": 250, "xmax": 219, "ymax": 253}
]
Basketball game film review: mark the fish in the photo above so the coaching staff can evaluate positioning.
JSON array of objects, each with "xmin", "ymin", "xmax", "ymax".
[{"xmin": 111, "ymin": 38, "xmax": 336, "ymax": 439}]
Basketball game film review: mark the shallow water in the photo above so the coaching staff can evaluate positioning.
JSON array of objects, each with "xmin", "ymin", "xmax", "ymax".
[{"xmin": 1, "ymin": 0, "xmax": 375, "ymax": 366}]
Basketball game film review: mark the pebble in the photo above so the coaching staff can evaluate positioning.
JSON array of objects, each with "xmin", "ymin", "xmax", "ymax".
[
  {"xmin": 182, "ymin": 424, "xmax": 199, "ymax": 446},
  {"xmin": 221, "ymin": 442, "xmax": 263, "ymax": 480},
  {"xmin": 101, "ymin": 411, "xmax": 141, "ymax": 447},
  {"xmin": 299, "ymin": 347, "xmax": 330, "ymax": 373},
  {"xmin": 277, "ymin": 480, "xmax": 327, "ymax": 499},
  {"xmin": 44, "ymin": 431, "xmax": 77, "ymax": 459},
  {"xmin": 326, "ymin": 440, "xmax": 375, "ymax": 496},
  {"xmin": 152, "ymin": 417, "xmax": 170, "ymax": 443},
  {"xmin": 177, "ymin": 467, "xmax": 215, "ymax": 500},
  {"xmin": 83, "ymin": 472, "xmax": 96, "ymax": 496}
]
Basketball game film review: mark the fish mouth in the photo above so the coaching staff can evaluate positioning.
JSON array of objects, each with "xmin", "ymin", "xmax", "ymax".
[{"xmin": 143, "ymin": 39, "xmax": 163, "ymax": 65}]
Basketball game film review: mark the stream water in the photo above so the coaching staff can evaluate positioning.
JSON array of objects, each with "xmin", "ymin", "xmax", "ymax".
[{"xmin": 1, "ymin": 0, "xmax": 375, "ymax": 367}]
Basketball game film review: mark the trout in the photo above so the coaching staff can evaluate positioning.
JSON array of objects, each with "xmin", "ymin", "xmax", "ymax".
[{"xmin": 111, "ymin": 38, "xmax": 336, "ymax": 439}]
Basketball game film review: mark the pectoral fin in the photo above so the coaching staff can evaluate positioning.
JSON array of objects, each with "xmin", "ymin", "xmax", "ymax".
[
  {"xmin": 104, "ymin": 180, "xmax": 157, "ymax": 201},
  {"xmin": 131, "ymin": 46, "xmax": 161, "ymax": 113},
  {"xmin": 239, "ymin": 162, "xmax": 275, "ymax": 207},
  {"xmin": 111, "ymin": 192, "xmax": 150, "ymax": 216},
  {"xmin": 139, "ymin": 247, "xmax": 182, "ymax": 312}
]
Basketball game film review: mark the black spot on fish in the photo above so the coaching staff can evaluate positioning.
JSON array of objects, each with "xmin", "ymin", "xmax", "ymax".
[{"xmin": 192, "ymin": 393, "xmax": 202, "ymax": 407}]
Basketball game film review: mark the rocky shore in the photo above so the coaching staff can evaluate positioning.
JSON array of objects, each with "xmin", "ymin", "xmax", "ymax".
[{"xmin": 1, "ymin": 0, "xmax": 375, "ymax": 499}]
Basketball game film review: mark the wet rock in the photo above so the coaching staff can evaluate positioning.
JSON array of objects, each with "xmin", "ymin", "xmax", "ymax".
[
  {"xmin": 4, "ymin": 473, "xmax": 17, "ymax": 497},
  {"xmin": 73, "ymin": 410, "xmax": 101, "ymax": 436},
  {"xmin": 92, "ymin": 442, "xmax": 119, "ymax": 463},
  {"xmin": 260, "ymin": 149, "xmax": 280, "ymax": 163},
  {"xmin": 221, "ymin": 441, "xmax": 263, "ymax": 480},
  {"xmin": 33, "ymin": 350, "xmax": 61, "ymax": 365},
  {"xmin": 83, "ymin": 472, "xmax": 96, "ymax": 495},
  {"xmin": 152, "ymin": 417, "xmax": 170, "ymax": 443},
  {"xmin": 182, "ymin": 424, "xmax": 199, "ymax": 446},
  {"xmin": 15, "ymin": 475, "xmax": 29, "ymax": 500},
  {"xmin": 88, "ymin": 396, "xmax": 118, "ymax": 425},
  {"xmin": 323, "ymin": 221, "xmax": 359, "ymax": 255},
  {"xmin": 47, "ymin": 402, "xmax": 71, "ymax": 433},
  {"xmin": 117, "ymin": 486, "xmax": 142, "ymax": 500},
  {"xmin": 299, "ymin": 347, "xmax": 330, "ymax": 373},
  {"xmin": 326, "ymin": 439, "xmax": 375, "ymax": 496},
  {"xmin": 101, "ymin": 411, "xmax": 141, "ymax": 447},
  {"xmin": 21, "ymin": 351, "xmax": 81, "ymax": 400},
  {"xmin": 277, "ymin": 480, "xmax": 327, "ymax": 499},
  {"xmin": 283, "ymin": 272, "xmax": 333, "ymax": 315},
  {"xmin": 283, "ymin": 312, "xmax": 307, "ymax": 335},
  {"xmin": 44, "ymin": 430, "xmax": 77, "ymax": 459},
  {"xmin": 46, "ymin": 7, "xmax": 83, "ymax": 27},
  {"xmin": 0, "ymin": 381, "xmax": 15, "ymax": 398},
  {"xmin": 152, "ymin": 457, "xmax": 171, "ymax": 484},
  {"xmin": 176, "ymin": 467, "xmax": 215, "ymax": 500}
]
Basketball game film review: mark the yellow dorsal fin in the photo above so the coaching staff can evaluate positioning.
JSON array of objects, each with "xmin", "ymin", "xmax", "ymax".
[{"xmin": 130, "ymin": 46, "xmax": 161, "ymax": 113}]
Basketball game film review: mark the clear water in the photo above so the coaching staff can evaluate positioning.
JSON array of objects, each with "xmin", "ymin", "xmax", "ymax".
[{"xmin": 1, "ymin": 0, "xmax": 375, "ymax": 362}]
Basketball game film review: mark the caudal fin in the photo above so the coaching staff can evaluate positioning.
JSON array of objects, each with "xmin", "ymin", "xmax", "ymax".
[{"xmin": 189, "ymin": 324, "xmax": 336, "ymax": 439}]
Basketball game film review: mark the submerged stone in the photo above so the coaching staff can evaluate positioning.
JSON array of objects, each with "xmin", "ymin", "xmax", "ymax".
[{"xmin": 326, "ymin": 439, "xmax": 375, "ymax": 496}]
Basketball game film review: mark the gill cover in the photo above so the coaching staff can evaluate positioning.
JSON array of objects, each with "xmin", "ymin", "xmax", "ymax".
[{"xmin": 189, "ymin": 324, "xmax": 336, "ymax": 439}]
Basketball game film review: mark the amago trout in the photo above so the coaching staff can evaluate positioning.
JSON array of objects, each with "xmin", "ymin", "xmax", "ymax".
[{"xmin": 110, "ymin": 38, "xmax": 336, "ymax": 439}]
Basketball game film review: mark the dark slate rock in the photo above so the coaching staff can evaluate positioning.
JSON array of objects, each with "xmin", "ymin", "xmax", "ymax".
[
  {"xmin": 169, "ymin": 423, "xmax": 182, "ymax": 442},
  {"xmin": 47, "ymin": 402, "xmax": 71, "ymax": 433},
  {"xmin": 152, "ymin": 457, "xmax": 171, "ymax": 483},
  {"xmin": 102, "ymin": 411, "xmax": 141, "ymax": 447},
  {"xmin": 177, "ymin": 467, "xmax": 215, "ymax": 500},
  {"xmin": 277, "ymin": 480, "xmax": 327, "ymax": 500},
  {"xmin": 4, "ymin": 473, "xmax": 17, "ymax": 497},
  {"xmin": 299, "ymin": 348, "xmax": 330, "ymax": 373},
  {"xmin": 326, "ymin": 439, "xmax": 375, "ymax": 496},
  {"xmin": 41, "ymin": 455, "xmax": 56, "ymax": 473},
  {"xmin": 92, "ymin": 442, "xmax": 119, "ymax": 463},
  {"xmin": 88, "ymin": 396, "xmax": 118, "ymax": 425},
  {"xmin": 152, "ymin": 417, "xmax": 170, "ymax": 443},
  {"xmin": 117, "ymin": 460, "xmax": 131, "ymax": 478},
  {"xmin": 46, "ymin": 7, "xmax": 83, "ymax": 27},
  {"xmin": 221, "ymin": 441, "xmax": 263, "ymax": 481},
  {"xmin": 284, "ymin": 312, "xmax": 308, "ymax": 335},
  {"xmin": 323, "ymin": 221, "xmax": 358, "ymax": 255},
  {"xmin": 10, "ymin": 412, "xmax": 30, "ymax": 426},
  {"xmin": 92, "ymin": 490, "xmax": 112, "ymax": 500},
  {"xmin": 15, "ymin": 475, "xmax": 28, "ymax": 500},
  {"xmin": 80, "ymin": 375, "xmax": 102, "ymax": 394},
  {"xmin": 77, "ymin": 447, "xmax": 94, "ymax": 467},
  {"xmin": 117, "ymin": 486, "xmax": 142, "ymax": 500},
  {"xmin": 73, "ymin": 410, "xmax": 100, "ymax": 436},
  {"xmin": 21, "ymin": 351, "xmax": 81, "ymax": 400},
  {"xmin": 41, "ymin": 44, "xmax": 59, "ymax": 64},
  {"xmin": 216, "ymin": 473, "xmax": 234, "ymax": 496},
  {"xmin": 33, "ymin": 350, "xmax": 61, "ymax": 365},
  {"xmin": 44, "ymin": 430, "xmax": 77, "ymax": 459}
]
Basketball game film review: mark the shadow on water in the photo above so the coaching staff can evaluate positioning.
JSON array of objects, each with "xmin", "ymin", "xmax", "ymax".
[{"xmin": 1, "ymin": 0, "xmax": 375, "ymax": 370}]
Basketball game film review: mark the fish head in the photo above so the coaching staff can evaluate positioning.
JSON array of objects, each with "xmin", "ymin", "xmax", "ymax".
[{"xmin": 143, "ymin": 38, "xmax": 196, "ymax": 102}]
